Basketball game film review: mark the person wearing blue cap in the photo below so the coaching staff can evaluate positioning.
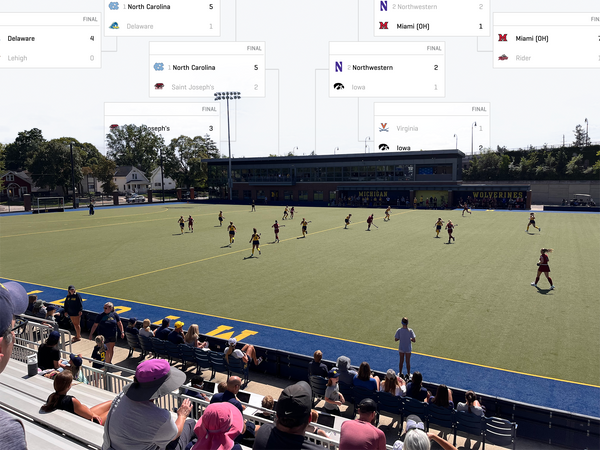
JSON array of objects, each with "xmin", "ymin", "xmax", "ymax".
[
  {"xmin": 324, "ymin": 368, "xmax": 345, "ymax": 416},
  {"xmin": 38, "ymin": 330, "xmax": 67, "ymax": 370},
  {"xmin": 0, "ymin": 281, "xmax": 29, "ymax": 450}
]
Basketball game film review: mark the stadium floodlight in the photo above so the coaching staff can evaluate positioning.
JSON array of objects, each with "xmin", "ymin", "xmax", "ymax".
[
  {"xmin": 214, "ymin": 91, "xmax": 242, "ymax": 201},
  {"xmin": 471, "ymin": 122, "xmax": 477, "ymax": 156}
]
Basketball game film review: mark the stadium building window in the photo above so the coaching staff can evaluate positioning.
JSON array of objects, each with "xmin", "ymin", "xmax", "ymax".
[
  {"xmin": 313, "ymin": 191, "xmax": 323, "ymax": 201},
  {"xmin": 231, "ymin": 190, "xmax": 239, "ymax": 199},
  {"xmin": 257, "ymin": 190, "xmax": 266, "ymax": 200},
  {"xmin": 284, "ymin": 190, "xmax": 293, "ymax": 200},
  {"xmin": 243, "ymin": 190, "xmax": 252, "ymax": 200},
  {"xmin": 298, "ymin": 190, "xmax": 308, "ymax": 201},
  {"xmin": 330, "ymin": 191, "xmax": 336, "ymax": 201}
]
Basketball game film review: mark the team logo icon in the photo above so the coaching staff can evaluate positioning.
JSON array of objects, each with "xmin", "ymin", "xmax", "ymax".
[
  {"xmin": 498, "ymin": 34, "xmax": 507, "ymax": 41},
  {"xmin": 498, "ymin": 54, "xmax": 508, "ymax": 61},
  {"xmin": 379, "ymin": 22, "xmax": 388, "ymax": 29},
  {"xmin": 154, "ymin": 83, "xmax": 165, "ymax": 90},
  {"xmin": 109, "ymin": 124, "xmax": 119, "ymax": 129},
  {"xmin": 108, "ymin": 2, "xmax": 119, "ymax": 10},
  {"xmin": 379, "ymin": 143, "xmax": 389, "ymax": 151},
  {"xmin": 379, "ymin": 123, "xmax": 389, "ymax": 132},
  {"xmin": 109, "ymin": 22, "xmax": 119, "ymax": 29},
  {"xmin": 333, "ymin": 83, "xmax": 344, "ymax": 90},
  {"xmin": 153, "ymin": 62, "xmax": 164, "ymax": 71}
]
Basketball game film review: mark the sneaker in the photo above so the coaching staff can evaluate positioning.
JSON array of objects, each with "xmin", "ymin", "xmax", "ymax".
[
  {"xmin": 550, "ymin": 285, "xmax": 555, "ymax": 290},
  {"xmin": 531, "ymin": 282, "xmax": 537, "ymax": 287},
  {"xmin": 539, "ymin": 228, "xmax": 541, "ymax": 232},
  {"xmin": 256, "ymin": 357, "xmax": 263, "ymax": 365},
  {"xmin": 259, "ymin": 250, "xmax": 261, "ymax": 255}
]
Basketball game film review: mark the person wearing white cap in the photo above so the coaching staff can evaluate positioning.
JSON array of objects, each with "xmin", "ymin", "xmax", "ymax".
[
  {"xmin": 224, "ymin": 338, "xmax": 263, "ymax": 366},
  {"xmin": 392, "ymin": 415, "xmax": 458, "ymax": 450},
  {"xmin": 0, "ymin": 281, "xmax": 29, "ymax": 450}
]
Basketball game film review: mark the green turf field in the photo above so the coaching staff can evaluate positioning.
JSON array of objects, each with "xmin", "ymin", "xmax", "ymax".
[{"xmin": 1, "ymin": 204, "xmax": 599, "ymax": 385}]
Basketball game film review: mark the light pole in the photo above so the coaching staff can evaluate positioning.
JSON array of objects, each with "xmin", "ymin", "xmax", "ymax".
[
  {"xmin": 453, "ymin": 134, "xmax": 458, "ymax": 150},
  {"xmin": 364, "ymin": 137, "xmax": 371, "ymax": 153},
  {"xmin": 70, "ymin": 142, "xmax": 77, "ymax": 208},
  {"xmin": 159, "ymin": 146, "xmax": 165, "ymax": 203},
  {"xmin": 585, "ymin": 118, "xmax": 589, "ymax": 145},
  {"xmin": 471, "ymin": 122, "xmax": 477, "ymax": 156},
  {"xmin": 214, "ymin": 91, "xmax": 241, "ymax": 201}
]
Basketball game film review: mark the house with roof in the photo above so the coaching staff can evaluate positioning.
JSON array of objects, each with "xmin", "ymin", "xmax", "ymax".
[
  {"xmin": 113, "ymin": 166, "xmax": 150, "ymax": 194},
  {"xmin": 150, "ymin": 166, "xmax": 177, "ymax": 191},
  {"xmin": 0, "ymin": 171, "xmax": 33, "ymax": 199}
]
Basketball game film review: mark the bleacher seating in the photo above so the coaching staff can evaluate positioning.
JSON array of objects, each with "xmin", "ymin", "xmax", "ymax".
[
  {"xmin": 227, "ymin": 357, "xmax": 249, "ymax": 387},
  {"xmin": 137, "ymin": 334, "xmax": 154, "ymax": 357},
  {"xmin": 124, "ymin": 332, "xmax": 142, "ymax": 358},
  {"xmin": 209, "ymin": 351, "xmax": 228, "ymax": 379},
  {"xmin": 193, "ymin": 347, "xmax": 212, "ymax": 375},
  {"xmin": 309, "ymin": 375, "xmax": 328, "ymax": 407},
  {"xmin": 454, "ymin": 411, "xmax": 484, "ymax": 446}
]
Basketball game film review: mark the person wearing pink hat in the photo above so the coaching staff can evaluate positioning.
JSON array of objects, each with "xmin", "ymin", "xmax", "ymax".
[
  {"xmin": 191, "ymin": 402, "xmax": 245, "ymax": 450},
  {"xmin": 102, "ymin": 359, "xmax": 195, "ymax": 450}
]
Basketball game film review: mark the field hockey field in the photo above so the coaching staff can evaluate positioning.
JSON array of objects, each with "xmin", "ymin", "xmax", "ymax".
[{"xmin": 1, "ymin": 203, "xmax": 598, "ymax": 386}]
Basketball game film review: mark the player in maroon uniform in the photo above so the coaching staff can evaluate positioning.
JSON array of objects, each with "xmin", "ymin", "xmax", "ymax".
[
  {"xmin": 531, "ymin": 248, "xmax": 555, "ymax": 289},
  {"xmin": 290, "ymin": 206, "xmax": 295, "ymax": 219},
  {"xmin": 445, "ymin": 220, "xmax": 456, "ymax": 243},
  {"xmin": 272, "ymin": 220, "xmax": 285, "ymax": 243},
  {"xmin": 187, "ymin": 215, "xmax": 194, "ymax": 233},
  {"xmin": 366, "ymin": 214, "xmax": 374, "ymax": 231},
  {"xmin": 462, "ymin": 202, "xmax": 471, "ymax": 216}
]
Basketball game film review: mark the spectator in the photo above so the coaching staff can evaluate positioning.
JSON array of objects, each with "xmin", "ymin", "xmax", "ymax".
[
  {"xmin": 184, "ymin": 375, "xmax": 210, "ymax": 402},
  {"xmin": 139, "ymin": 319, "xmax": 154, "ymax": 338},
  {"xmin": 428, "ymin": 385, "xmax": 454, "ymax": 409},
  {"xmin": 336, "ymin": 355, "xmax": 357, "ymax": 385},
  {"xmin": 0, "ymin": 281, "xmax": 28, "ymax": 449},
  {"xmin": 323, "ymin": 368, "xmax": 345, "ymax": 416},
  {"xmin": 395, "ymin": 317, "xmax": 416, "ymax": 380},
  {"xmin": 63, "ymin": 285, "xmax": 83, "ymax": 342},
  {"xmin": 353, "ymin": 362, "xmax": 380, "ymax": 391},
  {"xmin": 406, "ymin": 372, "xmax": 429, "ymax": 402},
  {"xmin": 255, "ymin": 395, "xmax": 275, "ymax": 421},
  {"xmin": 155, "ymin": 318, "xmax": 172, "ymax": 340},
  {"xmin": 253, "ymin": 381, "xmax": 321, "ymax": 449},
  {"xmin": 26, "ymin": 294, "xmax": 37, "ymax": 315},
  {"xmin": 210, "ymin": 376, "xmax": 245, "ymax": 414},
  {"xmin": 45, "ymin": 304, "xmax": 60, "ymax": 321},
  {"xmin": 217, "ymin": 381, "xmax": 227, "ymax": 393},
  {"xmin": 32, "ymin": 299, "xmax": 47, "ymax": 319},
  {"xmin": 306, "ymin": 410, "xmax": 330, "ymax": 439},
  {"xmin": 224, "ymin": 338, "xmax": 263, "ymax": 366},
  {"xmin": 102, "ymin": 359, "xmax": 195, "ymax": 450},
  {"xmin": 456, "ymin": 390, "xmax": 484, "ymax": 416},
  {"xmin": 91, "ymin": 335, "xmax": 107, "ymax": 386},
  {"xmin": 394, "ymin": 414, "xmax": 458, "ymax": 450},
  {"xmin": 191, "ymin": 402, "xmax": 245, "ymax": 450},
  {"xmin": 38, "ymin": 331, "xmax": 66, "ymax": 370},
  {"xmin": 41, "ymin": 371, "xmax": 110, "ymax": 423},
  {"xmin": 380, "ymin": 369, "xmax": 406, "ymax": 397},
  {"xmin": 125, "ymin": 317, "xmax": 139, "ymax": 335},
  {"xmin": 68, "ymin": 353, "xmax": 89, "ymax": 384},
  {"xmin": 89, "ymin": 302, "xmax": 124, "ymax": 364},
  {"xmin": 209, "ymin": 376, "xmax": 256, "ymax": 446},
  {"xmin": 308, "ymin": 350, "xmax": 328, "ymax": 378},
  {"xmin": 184, "ymin": 324, "xmax": 208, "ymax": 349},
  {"xmin": 339, "ymin": 398, "xmax": 386, "ymax": 450},
  {"xmin": 168, "ymin": 321, "xmax": 186, "ymax": 345}
]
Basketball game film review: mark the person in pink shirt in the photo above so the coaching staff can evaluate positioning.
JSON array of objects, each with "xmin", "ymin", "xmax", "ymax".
[{"xmin": 339, "ymin": 398, "xmax": 386, "ymax": 450}]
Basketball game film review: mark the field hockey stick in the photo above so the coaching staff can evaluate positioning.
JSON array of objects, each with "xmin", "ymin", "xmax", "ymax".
[{"xmin": 372, "ymin": 223, "xmax": 379, "ymax": 228}]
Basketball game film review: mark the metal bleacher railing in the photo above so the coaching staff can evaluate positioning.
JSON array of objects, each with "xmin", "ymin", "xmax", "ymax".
[{"xmin": 10, "ymin": 340, "xmax": 346, "ymax": 450}]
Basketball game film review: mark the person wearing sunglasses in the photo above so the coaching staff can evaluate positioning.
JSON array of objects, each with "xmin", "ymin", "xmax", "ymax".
[{"xmin": 89, "ymin": 302, "xmax": 124, "ymax": 364}]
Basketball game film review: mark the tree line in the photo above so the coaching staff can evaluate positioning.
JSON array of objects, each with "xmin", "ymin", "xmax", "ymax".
[
  {"xmin": 464, "ymin": 125, "xmax": 598, "ymax": 181},
  {"xmin": 0, "ymin": 126, "xmax": 221, "ymax": 195}
]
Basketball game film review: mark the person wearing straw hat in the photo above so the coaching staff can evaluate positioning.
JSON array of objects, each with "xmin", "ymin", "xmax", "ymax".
[
  {"xmin": 0, "ymin": 281, "xmax": 28, "ymax": 450},
  {"xmin": 102, "ymin": 359, "xmax": 195, "ymax": 450},
  {"xmin": 191, "ymin": 402, "xmax": 245, "ymax": 450}
]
